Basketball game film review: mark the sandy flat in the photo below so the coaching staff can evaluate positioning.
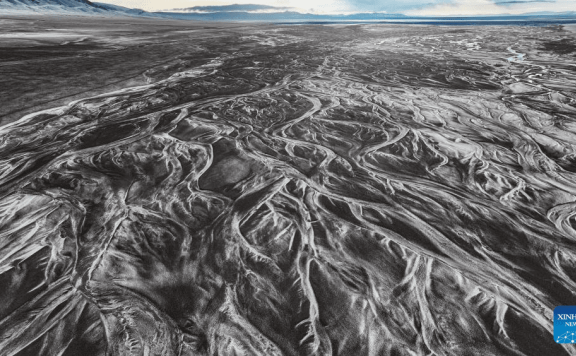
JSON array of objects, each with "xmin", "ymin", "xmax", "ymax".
[{"xmin": 563, "ymin": 23, "xmax": 576, "ymax": 33}]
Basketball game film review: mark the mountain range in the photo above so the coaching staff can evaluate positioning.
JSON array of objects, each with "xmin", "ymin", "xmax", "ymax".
[
  {"xmin": 0, "ymin": 0, "xmax": 147, "ymax": 16},
  {"xmin": 168, "ymin": 4, "xmax": 294, "ymax": 13},
  {"xmin": 1, "ymin": 0, "xmax": 576, "ymax": 22}
]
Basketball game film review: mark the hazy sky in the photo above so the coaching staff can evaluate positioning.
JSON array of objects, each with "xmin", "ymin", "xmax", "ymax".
[{"xmin": 103, "ymin": 0, "xmax": 575, "ymax": 15}]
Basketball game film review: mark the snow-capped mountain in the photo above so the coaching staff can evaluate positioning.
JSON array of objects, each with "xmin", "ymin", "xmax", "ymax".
[{"xmin": 0, "ymin": 0, "xmax": 147, "ymax": 16}]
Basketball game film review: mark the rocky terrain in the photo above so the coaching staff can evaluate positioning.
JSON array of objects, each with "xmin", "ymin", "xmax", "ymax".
[{"xmin": 1, "ymin": 18, "xmax": 576, "ymax": 355}]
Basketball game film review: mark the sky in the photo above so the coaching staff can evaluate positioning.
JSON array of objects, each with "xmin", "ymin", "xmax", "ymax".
[{"xmin": 101, "ymin": 0, "xmax": 576, "ymax": 15}]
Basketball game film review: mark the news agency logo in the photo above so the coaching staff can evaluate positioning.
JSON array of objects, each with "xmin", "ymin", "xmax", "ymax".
[{"xmin": 555, "ymin": 306, "xmax": 576, "ymax": 343}]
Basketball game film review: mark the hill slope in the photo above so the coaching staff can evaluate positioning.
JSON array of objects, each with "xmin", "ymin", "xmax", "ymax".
[{"xmin": 0, "ymin": 0, "xmax": 147, "ymax": 16}]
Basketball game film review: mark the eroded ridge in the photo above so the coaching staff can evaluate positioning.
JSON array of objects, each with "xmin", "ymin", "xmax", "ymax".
[{"xmin": 1, "ymin": 24, "xmax": 576, "ymax": 356}]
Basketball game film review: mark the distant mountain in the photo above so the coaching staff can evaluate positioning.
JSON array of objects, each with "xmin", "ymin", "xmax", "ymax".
[
  {"xmin": 154, "ymin": 4, "xmax": 576, "ymax": 22},
  {"xmin": 1, "ymin": 0, "xmax": 575, "ymax": 23},
  {"xmin": 155, "ymin": 8, "xmax": 409, "ymax": 21},
  {"xmin": 0, "ymin": 0, "xmax": 148, "ymax": 16},
  {"xmin": 169, "ymin": 4, "xmax": 293, "ymax": 13},
  {"xmin": 93, "ymin": 1, "xmax": 147, "ymax": 15}
]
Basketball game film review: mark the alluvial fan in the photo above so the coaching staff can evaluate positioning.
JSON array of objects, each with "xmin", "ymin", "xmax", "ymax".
[{"xmin": 1, "ymin": 23, "xmax": 576, "ymax": 356}]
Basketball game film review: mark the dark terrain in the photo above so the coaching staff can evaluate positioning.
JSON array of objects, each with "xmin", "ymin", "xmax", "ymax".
[
  {"xmin": 0, "ymin": 16, "xmax": 250, "ymax": 124},
  {"xmin": 1, "ymin": 15, "xmax": 576, "ymax": 356}
]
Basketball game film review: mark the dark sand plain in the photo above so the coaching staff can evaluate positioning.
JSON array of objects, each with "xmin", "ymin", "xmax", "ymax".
[{"xmin": 1, "ymin": 15, "xmax": 576, "ymax": 356}]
